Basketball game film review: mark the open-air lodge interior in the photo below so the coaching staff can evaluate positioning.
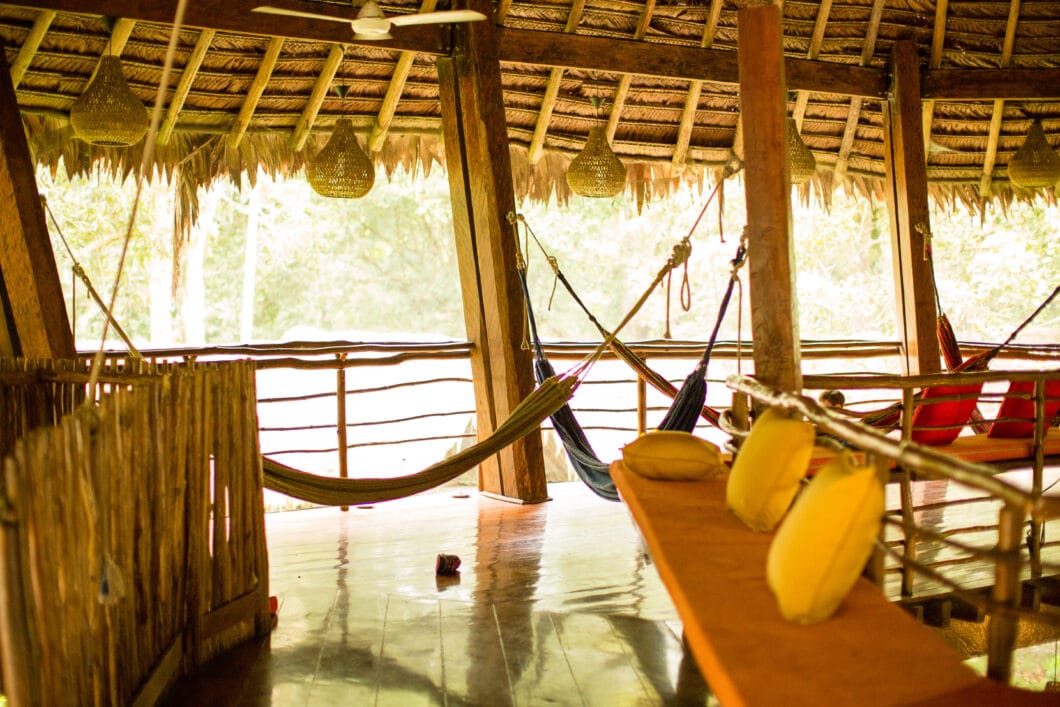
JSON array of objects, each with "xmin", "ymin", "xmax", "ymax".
[{"xmin": 1, "ymin": 0, "xmax": 1059, "ymax": 704}]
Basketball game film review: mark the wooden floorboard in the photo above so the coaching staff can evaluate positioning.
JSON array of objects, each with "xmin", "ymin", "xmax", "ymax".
[{"xmin": 162, "ymin": 482, "xmax": 715, "ymax": 706}]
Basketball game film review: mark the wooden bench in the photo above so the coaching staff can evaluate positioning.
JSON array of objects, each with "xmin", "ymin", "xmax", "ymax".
[{"xmin": 610, "ymin": 460, "xmax": 1056, "ymax": 706}]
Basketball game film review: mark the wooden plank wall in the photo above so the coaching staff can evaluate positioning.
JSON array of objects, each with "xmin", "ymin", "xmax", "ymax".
[{"xmin": 0, "ymin": 359, "xmax": 269, "ymax": 705}]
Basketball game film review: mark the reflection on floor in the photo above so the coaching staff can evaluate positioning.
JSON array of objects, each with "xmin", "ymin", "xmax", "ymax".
[{"xmin": 163, "ymin": 482, "xmax": 715, "ymax": 706}]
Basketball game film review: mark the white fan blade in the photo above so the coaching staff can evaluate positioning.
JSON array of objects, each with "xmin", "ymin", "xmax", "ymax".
[
  {"xmin": 252, "ymin": 6, "xmax": 354, "ymax": 24},
  {"xmin": 389, "ymin": 9, "xmax": 487, "ymax": 27}
]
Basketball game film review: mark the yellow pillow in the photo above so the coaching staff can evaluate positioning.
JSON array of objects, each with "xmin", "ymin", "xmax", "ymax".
[
  {"xmin": 622, "ymin": 431, "xmax": 723, "ymax": 481},
  {"xmin": 766, "ymin": 453, "xmax": 884, "ymax": 624},
  {"xmin": 726, "ymin": 407, "xmax": 815, "ymax": 531}
]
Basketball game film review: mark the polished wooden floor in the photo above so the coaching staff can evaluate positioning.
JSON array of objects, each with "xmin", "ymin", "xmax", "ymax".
[{"xmin": 164, "ymin": 482, "xmax": 715, "ymax": 706}]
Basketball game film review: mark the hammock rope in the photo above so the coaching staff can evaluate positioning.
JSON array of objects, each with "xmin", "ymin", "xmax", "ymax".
[
  {"xmin": 510, "ymin": 183, "xmax": 746, "ymax": 499},
  {"xmin": 42, "ymin": 197, "xmax": 142, "ymax": 358}
]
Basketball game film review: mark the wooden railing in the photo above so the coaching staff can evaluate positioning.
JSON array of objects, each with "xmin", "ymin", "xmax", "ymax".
[
  {"xmin": 0, "ymin": 358, "xmax": 270, "ymax": 706},
  {"xmin": 726, "ymin": 373, "xmax": 1060, "ymax": 683},
  {"xmin": 76, "ymin": 338, "xmax": 1057, "ymax": 499}
]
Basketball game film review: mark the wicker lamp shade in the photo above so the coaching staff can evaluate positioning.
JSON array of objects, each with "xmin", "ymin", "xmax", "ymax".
[
  {"xmin": 787, "ymin": 118, "xmax": 817, "ymax": 185},
  {"xmin": 566, "ymin": 126, "xmax": 627, "ymax": 198},
  {"xmin": 70, "ymin": 55, "xmax": 149, "ymax": 147},
  {"xmin": 307, "ymin": 119, "xmax": 375, "ymax": 199},
  {"xmin": 1008, "ymin": 120, "xmax": 1060, "ymax": 189}
]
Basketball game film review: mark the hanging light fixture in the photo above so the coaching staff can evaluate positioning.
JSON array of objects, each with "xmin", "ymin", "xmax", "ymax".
[
  {"xmin": 566, "ymin": 96, "xmax": 627, "ymax": 198},
  {"xmin": 1008, "ymin": 119, "xmax": 1060, "ymax": 190},
  {"xmin": 69, "ymin": 54, "xmax": 149, "ymax": 147},
  {"xmin": 787, "ymin": 117, "xmax": 816, "ymax": 185},
  {"xmin": 306, "ymin": 86, "xmax": 375, "ymax": 199}
]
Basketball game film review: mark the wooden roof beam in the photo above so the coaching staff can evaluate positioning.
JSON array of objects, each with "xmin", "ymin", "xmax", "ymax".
[
  {"xmin": 228, "ymin": 35, "xmax": 284, "ymax": 149},
  {"xmin": 920, "ymin": 0, "xmax": 949, "ymax": 155},
  {"xmin": 501, "ymin": 29, "xmax": 887, "ymax": 99},
  {"xmin": 438, "ymin": 0, "xmax": 546, "ymax": 503},
  {"xmin": 605, "ymin": 0, "xmax": 656, "ymax": 143},
  {"xmin": 0, "ymin": 49, "xmax": 75, "ymax": 358},
  {"xmin": 921, "ymin": 68, "xmax": 1060, "ymax": 100},
  {"xmin": 979, "ymin": 0, "xmax": 1021, "ymax": 198},
  {"xmin": 834, "ymin": 0, "xmax": 885, "ymax": 181},
  {"xmin": 289, "ymin": 43, "xmax": 344, "ymax": 151},
  {"xmin": 158, "ymin": 28, "xmax": 215, "ymax": 146},
  {"xmin": 9, "ymin": 10, "xmax": 56, "ymax": 89},
  {"xmin": 526, "ymin": 0, "xmax": 586, "ymax": 165},
  {"xmin": 671, "ymin": 0, "xmax": 723, "ymax": 171},
  {"xmin": 368, "ymin": 0, "xmax": 438, "ymax": 153}
]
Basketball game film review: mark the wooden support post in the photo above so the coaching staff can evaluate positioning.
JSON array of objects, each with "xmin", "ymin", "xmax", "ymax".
[
  {"xmin": 883, "ymin": 41, "xmax": 940, "ymax": 376},
  {"xmin": 437, "ymin": 0, "xmax": 547, "ymax": 504},
  {"xmin": 736, "ymin": 3, "xmax": 801, "ymax": 394},
  {"xmin": 0, "ymin": 49, "xmax": 75, "ymax": 359}
]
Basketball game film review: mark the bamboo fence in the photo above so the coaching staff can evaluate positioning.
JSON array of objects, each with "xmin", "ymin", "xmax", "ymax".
[{"xmin": 0, "ymin": 358, "xmax": 270, "ymax": 706}]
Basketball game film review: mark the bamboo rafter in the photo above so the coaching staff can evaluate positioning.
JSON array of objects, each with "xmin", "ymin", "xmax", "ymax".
[
  {"xmin": 670, "ymin": 0, "xmax": 724, "ymax": 171},
  {"xmin": 979, "ymin": 0, "xmax": 1022, "ymax": 198},
  {"xmin": 228, "ymin": 35, "xmax": 285, "ymax": 149},
  {"xmin": 604, "ymin": 0, "xmax": 656, "ymax": 143},
  {"xmin": 834, "ymin": 0, "xmax": 885, "ymax": 181},
  {"xmin": 9, "ymin": 10, "xmax": 55, "ymax": 90},
  {"xmin": 289, "ymin": 43, "xmax": 345, "ymax": 151},
  {"xmin": 368, "ymin": 0, "xmax": 437, "ymax": 152},
  {"xmin": 790, "ymin": 0, "xmax": 832, "ymax": 130},
  {"xmin": 158, "ymin": 28, "xmax": 215, "ymax": 146},
  {"xmin": 526, "ymin": 0, "xmax": 587, "ymax": 165},
  {"xmin": 920, "ymin": 0, "xmax": 949, "ymax": 156}
]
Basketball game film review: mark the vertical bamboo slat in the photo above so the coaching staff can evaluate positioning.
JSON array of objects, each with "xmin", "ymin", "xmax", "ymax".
[{"xmin": 0, "ymin": 358, "xmax": 269, "ymax": 704}]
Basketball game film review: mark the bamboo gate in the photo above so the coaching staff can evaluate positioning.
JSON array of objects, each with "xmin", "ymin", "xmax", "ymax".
[{"xmin": 0, "ymin": 358, "xmax": 270, "ymax": 706}]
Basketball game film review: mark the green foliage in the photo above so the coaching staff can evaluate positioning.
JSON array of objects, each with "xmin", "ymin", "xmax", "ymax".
[{"xmin": 36, "ymin": 164, "xmax": 1059, "ymax": 349}]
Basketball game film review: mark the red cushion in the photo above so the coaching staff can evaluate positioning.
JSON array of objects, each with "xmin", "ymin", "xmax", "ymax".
[
  {"xmin": 910, "ymin": 383, "xmax": 983, "ymax": 446},
  {"xmin": 988, "ymin": 379, "xmax": 1060, "ymax": 439}
]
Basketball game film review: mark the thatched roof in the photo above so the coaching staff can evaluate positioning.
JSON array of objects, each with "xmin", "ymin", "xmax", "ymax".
[{"xmin": 4, "ymin": 0, "xmax": 1059, "ymax": 223}]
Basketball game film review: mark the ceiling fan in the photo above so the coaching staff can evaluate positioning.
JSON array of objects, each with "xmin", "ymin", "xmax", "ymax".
[{"xmin": 252, "ymin": 1, "xmax": 486, "ymax": 41}]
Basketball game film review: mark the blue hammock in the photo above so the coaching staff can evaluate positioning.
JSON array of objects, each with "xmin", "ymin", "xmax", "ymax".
[{"xmin": 518, "ymin": 242, "xmax": 746, "ymax": 501}]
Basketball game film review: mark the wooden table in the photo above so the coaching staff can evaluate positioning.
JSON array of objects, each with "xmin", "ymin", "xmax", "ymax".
[{"xmin": 610, "ymin": 461, "xmax": 1056, "ymax": 706}]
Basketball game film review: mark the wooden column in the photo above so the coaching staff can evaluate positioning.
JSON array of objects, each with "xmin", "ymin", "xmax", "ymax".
[
  {"xmin": 737, "ymin": 2, "xmax": 801, "ymax": 393},
  {"xmin": 437, "ymin": 0, "xmax": 547, "ymax": 503},
  {"xmin": 883, "ymin": 41, "xmax": 940, "ymax": 375},
  {"xmin": 0, "ymin": 49, "xmax": 74, "ymax": 359}
]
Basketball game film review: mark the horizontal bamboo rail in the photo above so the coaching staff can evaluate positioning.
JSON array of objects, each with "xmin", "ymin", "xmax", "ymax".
[{"xmin": 0, "ymin": 358, "xmax": 270, "ymax": 705}]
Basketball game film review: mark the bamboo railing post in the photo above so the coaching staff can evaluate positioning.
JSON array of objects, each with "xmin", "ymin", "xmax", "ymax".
[
  {"xmin": 636, "ymin": 376, "xmax": 647, "ymax": 436},
  {"xmin": 899, "ymin": 468, "xmax": 917, "ymax": 597},
  {"xmin": 864, "ymin": 453, "xmax": 889, "ymax": 588},
  {"xmin": 987, "ymin": 503, "xmax": 1024, "ymax": 683},
  {"xmin": 336, "ymin": 353, "xmax": 350, "ymax": 511},
  {"xmin": 1029, "ymin": 378, "xmax": 1046, "ymax": 577}
]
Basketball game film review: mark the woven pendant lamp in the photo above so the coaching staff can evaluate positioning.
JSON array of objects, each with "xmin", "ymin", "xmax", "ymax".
[
  {"xmin": 1008, "ymin": 120, "xmax": 1060, "ymax": 189},
  {"xmin": 567, "ymin": 125, "xmax": 627, "ymax": 198},
  {"xmin": 307, "ymin": 118, "xmax": 375, "ymax": 198},
  {"xmin": 787, "ymin": 118, "xmax": 816, "ymax": 185},
  {"xmin": 70, "ymin": 55, "xmax": 149, "ymax": 146}
]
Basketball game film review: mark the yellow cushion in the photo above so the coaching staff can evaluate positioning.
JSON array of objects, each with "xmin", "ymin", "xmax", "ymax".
[
  {"xmin": 726, "ymin": 407, "xmax": 815, "ymax": 531},
  {"xmin": 622, "ymin": 431, "xmax": 724, "ymax": 481},
  {"xmin": 766, "ymin": 453, "xmax": 884, "ymax": 624}
]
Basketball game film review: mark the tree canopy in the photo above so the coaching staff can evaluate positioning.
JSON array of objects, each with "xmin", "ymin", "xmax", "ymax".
[{"xmin": 38, "ymin": 165, "xmax": 1059, "ymax": 351}]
